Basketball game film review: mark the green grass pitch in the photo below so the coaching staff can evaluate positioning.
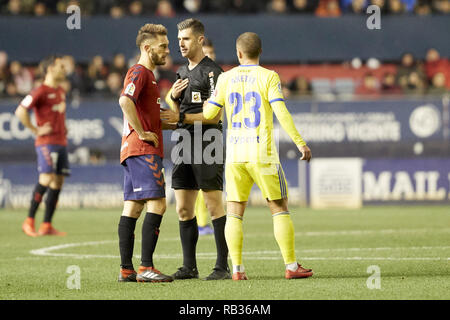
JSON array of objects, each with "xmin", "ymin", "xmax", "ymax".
[{"xmin": 0, "ymin": 206, "xmax": 449, "ymax": 300}]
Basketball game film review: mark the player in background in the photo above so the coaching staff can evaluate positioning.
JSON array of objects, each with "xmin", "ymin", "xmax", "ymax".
[
  {"xmin": 117, "ymin": 23, "xmax": 174, "ymax": 283},
  {"xmin": 203, "ymin": 32, "xmax": 314, "ymax": 280},
  {"xmin": 160, "ymin": 19, "xmax": 230, "ymax": 281},
  {"xmin": 16, "ymin": 56, "xmax": 69, "ymax": 237}
]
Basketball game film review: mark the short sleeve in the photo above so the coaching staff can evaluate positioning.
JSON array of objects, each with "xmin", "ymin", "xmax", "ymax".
[
  {"xmin": 268, "ymin": 72, "xmax": 285, "ymax": 105},
  {"xmin": 121, "ymin": 67, "xmax": 146, "ymax": 103},
  {"xmin": 206, "ymin": 66, "xmax": 223, "ymax": 97},
  {"xmin": 20, "ymin": 88, "xmax": 41, "ymax": 110}
]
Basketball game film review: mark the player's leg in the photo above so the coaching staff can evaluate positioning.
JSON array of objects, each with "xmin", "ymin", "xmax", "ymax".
[
  {"xmin": 172, "ymin": 188, "xmax": 200, "ymax": 279},
  {"xmin": 225, "ymin": 201, "xmax": 248, "ymax": 280},
  {"xmin": 258, "ymin": 163, "xmax": 313, "ymax": 279},
  {"xmin": 22, "ymin": 172, "xmax": 52, "ymax": 237},
  {"xmin": 137, "ymin": 197, "xmax": 172, "ymax": 282},
  {"xmin": 195, "ymin": 191, "xmax": 213, "ymax": 235},
  {"xmin": 202, "ymin": 189, "xmax": 230, "ymax": 280},
  {"xmin": 118, "ymin": 199, "xmax": 144, "ymax": 282},
  {"xmin": 224, "ymin": 163, "xmax": 253, "ymax": 280},
  {"xmin": 38, "ymin": 145, "xmax": 70, "ymax": 236}
]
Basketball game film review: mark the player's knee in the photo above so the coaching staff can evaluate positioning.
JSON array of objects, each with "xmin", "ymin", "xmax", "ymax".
[
  {"xmin": 49, "ymin": 176, "xmax": 65, "ymax": 189},
  {"xmin": 39, "ymin": 173, "xmax": 55, "ymax": 187},
  {"xmin": 176, "ymin": 205, "xmax": 194, "ymax": 221},
  {"xmin": 147, "ymin": 199, "xmax": 166, "ymax": 215}
]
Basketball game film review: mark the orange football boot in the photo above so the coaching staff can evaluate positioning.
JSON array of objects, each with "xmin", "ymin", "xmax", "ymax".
[
  {"xmin": 285, "ymin": 263, "xmax": 313, "ymax": 279},
  {"xmin": 38, "ymin": 222, "xmax": 67, "ymax": 236},
  {"xmin": 232, "ymin": 272, "xmax": 248, "ymax": 281},
  {"xmin": 22, "ymin": 217, "xmax": 38, "ymax": 237}
]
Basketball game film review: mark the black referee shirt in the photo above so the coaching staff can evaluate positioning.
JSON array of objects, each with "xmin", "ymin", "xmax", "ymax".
[{"xmin": 176, "ymin": 56, "xmax": 223, "ymax": 132}]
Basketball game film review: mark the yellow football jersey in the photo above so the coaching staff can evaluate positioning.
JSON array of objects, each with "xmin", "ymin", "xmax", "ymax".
[{"xmin": 205, "ymin": 65, "xmax": 306, "ymax": 164}]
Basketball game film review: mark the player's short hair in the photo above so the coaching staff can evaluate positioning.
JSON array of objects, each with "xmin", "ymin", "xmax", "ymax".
[
  {"xmin": 203, "ymin": 38, "xmax": 214, "ymax": 48},
  {"xmin": 236, "ymin": 32, "xmax": 262, "ymax": 59},
  {"xmin": 136, "ymin": 23, "xmax": 168, "ymax": 48},
  {"xmin": 177, "ymin": 18, "xmax": 204, "ymax": 35},
  {"xmin": 40, "ymin": 55, "xmax": 61, "ymax": 75}
]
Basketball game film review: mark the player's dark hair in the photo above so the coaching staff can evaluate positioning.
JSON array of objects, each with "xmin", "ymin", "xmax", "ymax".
[
  {"xmin": 236, "ymin": 32, "xmax": 262, "ymax": 59},
  {"xmin": 40, "ymin": 55, "xmax": 61, "ymax": 75},
  {"xmin": 177, "ymin": 18, "xmax": 204, "ymax": 35},
  {"xmin": 203, "ymin": 38, "xmax": 214, "ymax": 48},
  {"xmin": 136, "ymin": 23, "xmax": 168, "ymax": 48}
]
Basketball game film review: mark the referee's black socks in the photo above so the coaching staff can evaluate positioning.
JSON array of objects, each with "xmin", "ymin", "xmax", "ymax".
[
  {"xmin": 212, "ymin": 215, "xmax": 229, "ymax": 271},
  {"xmin": 141, "ymin": 212, "xmax": 163, "ymax": 268},
  {"xmin": 179, "ymin": 217, "xmax": 199, "ymax": 270},
  {"xmin": 118, "ymin": 216, "xmax": 137, "ymax": 270}
]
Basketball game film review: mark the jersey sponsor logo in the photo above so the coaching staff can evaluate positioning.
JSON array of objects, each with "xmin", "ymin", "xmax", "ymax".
[
  {"xmin": 20, "ymin": 95, "xmax": 33, "ymax": 108},
  {"xmin": 52, "ymin": 102, "xmax": 66, "ymax": 113},
  {"xmin": 277, "ymin": 82, "xmax": 282, "ymax": 94},
  {"xmin": 124, "ymin": 83, "xmax": 136, "ymax": 96},
  {"xmin": 152, "ymin": 81, "xmax": 157, "ymax": 84},
  {"xmin": 192, "ymin": 91, "xmax": 202, "ymax": 103},
  {"xmin": 48, "ymin": 93, "xmax": 56, "ymax": 99}
]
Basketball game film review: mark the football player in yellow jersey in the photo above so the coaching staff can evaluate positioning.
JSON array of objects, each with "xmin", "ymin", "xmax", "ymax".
[{"xmin": 203, "ymin": 32, "xmax": 313, "ymax": 280}]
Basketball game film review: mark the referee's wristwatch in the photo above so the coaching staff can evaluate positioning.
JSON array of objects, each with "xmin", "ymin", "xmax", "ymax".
[{"xmin": 177, "ymin": 112, "xmax": 185, "ymax": 128}]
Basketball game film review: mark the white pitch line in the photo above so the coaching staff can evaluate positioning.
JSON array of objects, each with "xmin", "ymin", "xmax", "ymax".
[{"xmin": 26, "ymin": 240, "xmax": 450, "ymax": 261}]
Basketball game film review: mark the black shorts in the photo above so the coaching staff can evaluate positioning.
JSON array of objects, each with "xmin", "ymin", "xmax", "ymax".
[
  {"xmin": 171, "ymin": 125, "xmax": 224, "ymax": 191},
  {"xmin": 172, "ymin": 162, "xmax": 223, "ymax": 191}
]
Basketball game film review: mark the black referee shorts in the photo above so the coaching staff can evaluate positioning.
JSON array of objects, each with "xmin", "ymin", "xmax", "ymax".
[
  {"xmin": 172, "ymin": 162, "xmax": 224, "ymax": 191},
  {"xmin": 171, "ymin": 125, "xmax": 224, "ymax": 191}
]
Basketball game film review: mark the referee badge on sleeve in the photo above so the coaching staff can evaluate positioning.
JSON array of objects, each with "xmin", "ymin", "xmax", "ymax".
[{"xmin": 192, "ymin": 91, "xmax": 202, "ymax": 103}]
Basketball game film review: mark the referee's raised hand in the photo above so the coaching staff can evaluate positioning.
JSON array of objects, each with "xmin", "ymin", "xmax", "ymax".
[{"xmin": 171, "ymin": 78, "xmax": 189, "ymax": 99}]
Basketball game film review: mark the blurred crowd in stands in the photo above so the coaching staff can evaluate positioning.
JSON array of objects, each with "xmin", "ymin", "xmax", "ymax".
[
  {"xmin": 0, "ymin": 0, "xmax": 449, "ymax": 16},
  {"xmin": 1, "ymin": 47, "xmax": 449, "ymax": 101}
]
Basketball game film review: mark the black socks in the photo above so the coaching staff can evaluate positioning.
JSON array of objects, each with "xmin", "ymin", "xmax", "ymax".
[
  {"xmin": 118, "ymin": 216, "xmax": 137, "ymax": 270},
  {"xmin": 179, "ymin": 217, "xmax": 199, "ymax": 270},
  {"xmin": 212, "ymin": 215, "xmax": 229, "ymax": 270},
  {"xmin": 28, "ymin": 183, "xmax": 48, "ymax": 219},
  {"xmin": 43, "ymin": 188, "xmax": 61, "ymax": 223},
  {"xmin": 141, "ymin": 212, "xmax": 163, "ymax": 268}
]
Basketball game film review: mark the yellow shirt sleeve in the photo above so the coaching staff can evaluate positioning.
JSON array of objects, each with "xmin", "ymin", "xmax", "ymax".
[
  {"xmin": 204, "ymin": 73, "xmax": 226, "ymax": 120},
  {"xmin": 269, "ymin": 72, "xmax": 306, "ymax": 147},
  {"xmin": 164, "ymin": 88, "xmax": 178, "ymax": 111}
]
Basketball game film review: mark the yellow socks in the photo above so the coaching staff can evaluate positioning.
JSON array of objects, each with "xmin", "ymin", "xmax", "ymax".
[
  {"xmin": 195, "ymin": 191, "xmax": 209, "ymax": 227},
  {"xmin": 225, "ymin": 213, "xmax": 244, "ymax": 268},
  {"xmin": 272, "ymin": 211, "xmax": 296, "ymax": 265}
]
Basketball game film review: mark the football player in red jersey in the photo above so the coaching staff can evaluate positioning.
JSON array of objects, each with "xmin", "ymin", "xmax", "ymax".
[
  {"xmin": 15, "ymin": 56, "xmax": 69, "ymax": 237},
  {"xmin": 117, "ymin": 23, "xmax": 175, "ymax": 283}
]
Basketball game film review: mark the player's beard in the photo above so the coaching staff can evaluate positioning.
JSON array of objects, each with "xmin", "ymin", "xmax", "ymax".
[{"xmin": 151, "ymin": 51, "xmax": 166, "ymax": 66}]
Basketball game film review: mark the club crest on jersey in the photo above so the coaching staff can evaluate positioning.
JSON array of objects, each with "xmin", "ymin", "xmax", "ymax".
[
  {"xmin": 192, "ymin": 91, "xmax": 202, "ymax": 103},
  {"xmin": 157, "ymin": 97, "xmax": 161, "ymax": 104},
  {"xmin": 125, "ymin": 83, "xmax": 136, "ymax": 96}
]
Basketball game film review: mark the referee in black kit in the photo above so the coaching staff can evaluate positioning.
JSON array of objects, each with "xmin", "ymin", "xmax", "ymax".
[{"xmin": 160, "ymin": 18, "xmax": 230, "ymax": 280}]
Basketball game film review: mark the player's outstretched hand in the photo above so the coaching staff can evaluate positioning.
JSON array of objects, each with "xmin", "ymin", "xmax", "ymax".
[
  {"xmin": 160, "ymin": 109, "xmax": 179, "ymax": 123},
  {"xmin": 36, "ymin": 122, "xmax": 52, "ymax": 136},
  {"xmin": 298, "ymin": 145, "xmax": 312, "ymax": 162},
  {"xmin": 171, "ymin": 78, "xmax": 189, "ymax": 99},
  {"xmin": 139, "ymin": 131, "xmax": 159, "ymax": 148}
]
